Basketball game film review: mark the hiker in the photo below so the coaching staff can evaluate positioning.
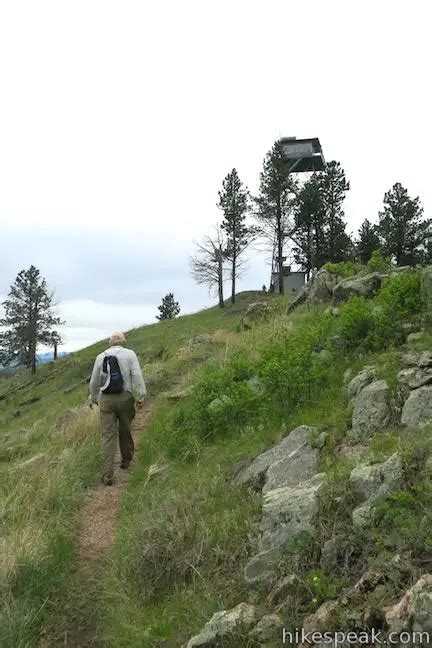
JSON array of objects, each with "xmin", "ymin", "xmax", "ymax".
[{"xmin": 89, "ymin": 331, "xmax": 146, "ymax": 485}]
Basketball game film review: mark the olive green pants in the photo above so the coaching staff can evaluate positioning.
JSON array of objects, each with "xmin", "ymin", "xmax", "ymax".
[{"xmin": 99, "ymin": 391, "xmax": 135, "ymax": 479}]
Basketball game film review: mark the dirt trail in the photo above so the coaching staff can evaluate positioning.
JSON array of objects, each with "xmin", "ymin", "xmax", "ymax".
[
  {"xmin": 40, "ymin": 404, "xmax": 152, "ymax": 648},
  {"xmin": 77, "ymin": 404, "xmax": 151, "ymax": 562}
]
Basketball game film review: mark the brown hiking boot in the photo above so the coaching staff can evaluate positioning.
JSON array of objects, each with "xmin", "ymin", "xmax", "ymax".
[{"xmin": 120, "ymin": 461, "xmax": 130, "ymax": 470}]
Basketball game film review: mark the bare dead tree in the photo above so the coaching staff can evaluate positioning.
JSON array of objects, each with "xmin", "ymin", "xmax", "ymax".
[{"xmin": 190, "ymin": 227, "xmax": 227, "ymax": 308}]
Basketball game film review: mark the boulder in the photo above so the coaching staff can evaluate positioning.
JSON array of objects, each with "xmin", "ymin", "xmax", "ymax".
[
  {"xmin": 268, "ymin": 574, "xmax": 298, "ymax": 605},
  {"xmin": 421, "ymin": 266, "xmax": 432, "ymax": 307},
  {"xmin": 333, "ymin": 272, "xmax": 382, "ymax": 303},
  {"xmin": 347, "ymin": 366, "xmax": 376, "ymax": 401},
  {"xmin": 401, "ymin": 386, "xmax": 432, "ymax": 429},
  {"xmin": 350, "ymin": 380, "xmax": 391, "ymax": 441},
  {"xmin": 351, "ymin": 453, "xmax": 404, "ymax": 528},
  {"xmin": 249, "ymin": 613, "xmax": 283, "ymax": 642},
  {"xmin": 307, "ymin": 268, "xmax": 341, "ymax": 305},
  {"xmin": 242, "ymin": 302, "xmax": 272, "ymax": 329},
  {"xmin": 245, "ymin": 474, "xmax": 326, "ymax": 583},
  {"xmin": 167, "ymin": 385, "xmax": 194, "ymax": 401},
  {"xmin": 400, "ymin": 352, "xmax": 420, "ymax": 368},
  {"xmin": 234, "ymin": 425, "xmax": 318, "ymax": 491},
  {"xmin": 186, "ymin": 603, "xmax": 258, "ymax": 647},
  {"xmin": 302, "ymin": 600, "xmax": 340, "ymax": 633},
  {"xmin": 386, "ymin": 574, "xmax": 432, "ymax": 634},
  {"xmin": 419, "ymin": 352, "xmax": 432, "ymax": 368},
  {"xmin": 188, "ymin": 334, "xmax": 213, "ymax": 348},
  {"xmin": 397, "ymin": 367, "xmax": 432, "ymax": 396},
  {"xmin": 263, "ymin": 438, "xmax": 318, "ymax": 494}
]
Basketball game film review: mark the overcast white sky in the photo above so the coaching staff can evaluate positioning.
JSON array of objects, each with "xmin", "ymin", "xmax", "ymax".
[{"xmin": 1, "ymin": 1, "xmax": 431, "ymax": 351}]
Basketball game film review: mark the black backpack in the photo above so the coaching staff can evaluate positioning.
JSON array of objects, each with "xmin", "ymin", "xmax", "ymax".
[{"xmin": 101, "ymin": 355, "xmax": 124, "ymax": 394}]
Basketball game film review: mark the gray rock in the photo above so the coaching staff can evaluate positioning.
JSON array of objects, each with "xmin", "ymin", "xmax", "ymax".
[
  {"xmin": 333, "ymin": 272, "xmax": 382, "ymax": 303},
  {"xmin": 245, "ymin": 473, "xmax": 326, "ymax": 584},
  {"xmin": 186, "ymin": 602, "xmax": 258, "ymax": 647},
  {"xmin": 302, "ymin": 600, "xmax": 340, "ymax": 633},
  {"xmin": 320, "ymin": 536, "xmax": 342, "ymax": 570},
  {"xmin": 16, "ymin": 453, "xmax": 46, "ymax": 470},
  {"xmin": 397, "ymin": 367, "xmax": 432, "ymax": 395},
  {"xmin": 307, "ymin": 268, "xmax": 341, "ymax": 305},
  {"xmin": 188, "ymin": 334, "xmax": 213, "ymax": 348},
  {"xmin": 401, "ymin": 352, "xmax": 420, "ymax": 368},
  {"xmin": 242, "ymin": 302, "xmax": 272, "ymax": 329},
  {"xmin": 401, "ymin": 386, "xmax": 432, "ymax": 429},
  {"xmin": 262, "ymin": 439, "xmax": 318, "ymax": 494},
  {"xmin": 419, "ymin": 352, "xmax": 432, "ymax": 368},
  {"xmin": 235, "ymin": 425, "xmax": 317, "ymax": 490},
  {"xmin": 351, "ymin": 453, "xmax": 404, "ymax": 528},
  {"xmin": 246, "ymin": 376, "xmax": 264, "ymax": 395},
  {"xmin": 347, "ymin": 366, "xmax": 376, "ymax": 401},
  {"xmin": 351, "ymin": 380, "xmax": 391, "ymax": 440},
  {"xmin": 386, "ymin": 574, "xmax": 432, "ymax": 634},
  {"xmin": 249, "ymin": 613, "xmax": 283, "ymax": 642}
]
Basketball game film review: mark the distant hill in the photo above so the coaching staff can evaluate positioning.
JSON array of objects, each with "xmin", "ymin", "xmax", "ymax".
[{"xmin": 37, "ymin": 351, "xmax": 69, "ymax": 364}]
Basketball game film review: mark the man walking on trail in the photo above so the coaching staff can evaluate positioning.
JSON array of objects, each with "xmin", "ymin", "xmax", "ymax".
[{"xmin": 89, "ymin": 331, "xmax": 146, "ymax": 486}]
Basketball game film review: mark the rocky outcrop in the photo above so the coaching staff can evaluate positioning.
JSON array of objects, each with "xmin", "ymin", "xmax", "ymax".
[
  {"xmin": 350, "ymin": 453, "xmax": 404, "ymax": 528},
  {"xmin": 401, "ymin": 386, "xmax": 432, "ymax": 429},
  {"xmin": 249, "ymin": 613, "xmax": 283, "ymax": 642},
  {"xmin": 385, "ymin": 574, "xmax": 432, "ymax": 634},
  {"xmin": 350, "ymin": 379, "xmax": 391, "ymax": 442},
  {"xmin": 234, "ymin": 425, "xmax": 319, "ymax": 491},
  {"xmin": 346, "ymin": 365, "xmax": 376, "ymax": 401},
  {"xmin": 245, "ymin": 473, "xmax": 326, "ymax": 583},
  {"xmin": 307, "ymin": 268, "xmax": 341, "ymax": 304},
  {"xmin": 333, "ymin": 272, "xmax": 382, "ymax": 302},
  {"xmin": 186, "ymin": 603, "xmax": 258, "ymax": 647}
]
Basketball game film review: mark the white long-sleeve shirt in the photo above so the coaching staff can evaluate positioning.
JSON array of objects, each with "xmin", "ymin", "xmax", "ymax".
[{"xmin": 89, "ymin": 345, "xmax": 147, "ymax": 403}]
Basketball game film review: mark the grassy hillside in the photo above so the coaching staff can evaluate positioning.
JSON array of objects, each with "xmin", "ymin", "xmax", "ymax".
[
  {"xmin": 1, "ymin": 274, "xmax": 431, "ymax": 647},
  {"xmin": 0, "ymin": 291, "xmax": 286, "ymax": 646}
]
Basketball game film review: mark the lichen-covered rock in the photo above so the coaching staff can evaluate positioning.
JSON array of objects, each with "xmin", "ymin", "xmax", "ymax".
[
  {"xmin": 351, "ymin": 453, "xmax": 404, "ymax": 528},
  {"xmin": 401, "ymin": 386, "xmax": 432, "ymax": 429},
  {"xmin": 397, "ymin": 367, "xmax": 432, "ymax": 396},
  {"xmin": 302, "ymin": 600, "xmax": 340, "ymax": 633},
  {"xmin": 167, "ymin": 386, "xmax": 194, "ymax": 401},
  {"xmin": 242, "ymin": 302, "xmax": 272, "ymax": 329},
  {"xmin": 188, "ymin": 334, "xmax": 213, "ymax": 348},
  {"xmin": 307, "ymin": 268, "xmax": 341, "ymax": 305},
  {"xmin": 234, "ymin": 425, "xmax": 317, "ymax": 490},
  {"xmin": 347, "ymin": 366, "xmax": 376, "ymax": 401},
  {"xmin": 407, "ymin": 331, "xmax": 425, "ymax": 344},
  {"xmin": 249, "ymin": 613, "xmax": 283, "ymax": 642},
  {"xmin": 186, "ymin": 603, "xmax": 258, "ymax": 647},
  {"xmin": 268, "ymin": 574, "xmax": 298, "ymax": 604},
  {"xmin": 386, "ymin": 574, "xmax": 432, "ymax": 634},
  {"xmin": 245, "ymin": 474, "xmax": 326, "ymax": 583},
  {"xmin": 350, "ymin": 379, "xmax": 391, "ymax": 441},
  {"xmin": 333, "ymin": 272, "xmax": 382, "ymax": 303}
]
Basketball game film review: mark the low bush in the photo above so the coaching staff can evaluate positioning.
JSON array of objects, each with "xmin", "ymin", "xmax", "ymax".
[{"xmin": 324, "ymin": 261, "xmax": 361, "ymax": 278}]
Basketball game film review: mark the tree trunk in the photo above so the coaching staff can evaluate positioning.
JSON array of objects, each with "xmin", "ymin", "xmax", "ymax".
[
  {"xmin": 277, "ymin": 203, "xmax": 284, "ymax": 294},
  {"xmin": 231, "ymin": 253, "xmax": 236, "ymax": 304},
  {"xmin": 218, "ymin": 252, "xmax": 225, "ymax": 308},
  {"xmin": 54, "ymin": 342, "xmax": 58, "ymax": 361}
]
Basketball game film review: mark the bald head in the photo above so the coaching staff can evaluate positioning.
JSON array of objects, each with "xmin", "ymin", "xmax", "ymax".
[{"xmin": 109, "ymin": 331, "xmax": 126, "ymax": 346}]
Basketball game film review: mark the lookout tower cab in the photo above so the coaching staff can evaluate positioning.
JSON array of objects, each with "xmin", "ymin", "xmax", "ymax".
[
  {"xmin": 271, "ymin": 266, "xmax": 306, "ymax": 294},
  {"xmin": 279, "ymin": 136, "xmax": 325, "ymax": 172}
]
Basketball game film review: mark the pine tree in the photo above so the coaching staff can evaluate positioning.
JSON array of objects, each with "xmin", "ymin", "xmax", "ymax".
[
  {"xmin": 218, "ymin": 168, "xmax": 252, "ymax": 303},
  {"xmin": 317, "ymin": 161, "xmax": 351, "ymax": 262},
  {"xmin": 0, "ymin": 265, "xmax": 63, "ymax": 374},
  {"xmin": 190, "ymin": 228, "xmax": 226, "ymax": 308},
  {"xmin": 376, "ymin": 182, "xmax": 431, "ymax": 266},
  {"xmin": 255, "ymin": 141, "xmax": 296, "ymax": 294},
  {"xmin": 356, "ymin": 219, "xmax": 380, "ymax": 263},
  {"xmin": 292, "ymin": 174, "xmax": 326, "ymax": 277},
  {"xmin": 156, "ymin": 293, "xmax": 180, "ymax": 320}
]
